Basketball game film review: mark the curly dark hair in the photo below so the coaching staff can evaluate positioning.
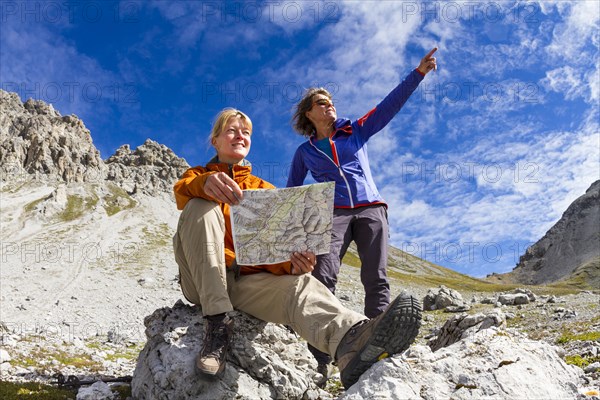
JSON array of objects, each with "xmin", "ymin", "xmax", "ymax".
[{"xmin": 292, "ymin": 87, "xmax": 333, "ymax": 137}]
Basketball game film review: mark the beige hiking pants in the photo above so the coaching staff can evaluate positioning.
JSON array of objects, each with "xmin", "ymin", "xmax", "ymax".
[{"xmin": 173, "ymin": 198, "xmax": 365, "ymax": 356}]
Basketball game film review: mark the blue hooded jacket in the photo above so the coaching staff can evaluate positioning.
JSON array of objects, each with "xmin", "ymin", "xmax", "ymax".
[{"xmin": 287, "ymin": 69, "xmax": 424, "ymax": 208}]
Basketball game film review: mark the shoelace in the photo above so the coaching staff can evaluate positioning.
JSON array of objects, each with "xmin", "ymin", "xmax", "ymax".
[{"xmin": 203, "ymin": 322, "xmax": 229, "ymax": 358}]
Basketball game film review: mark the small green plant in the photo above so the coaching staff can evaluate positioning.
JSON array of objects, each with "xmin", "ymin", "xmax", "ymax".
[
  {"xmin": 142, "ymin": 224, "xmax": 171, "ymax": 247},
  {"xmin": 12, "ymin": 348, "xmax": 100, "ymax": 371},
  {"xmin": 0, "ymin": 381, "xmax": 75, "ymax": 399},
  {"xmin": 565, "ymin": 355, "xmax": 600, "ymax": 369},
  {"xmin": 24, "ymin": 197, "xmax": 46, "ymax": 212},
  {"xmin": 324, "ymin": 377, "xmax": 345, "ymax": 396},
  {"xmin": 58, "ymin": 194, "xmax": 98, "ymax": 222},
  {"xmin": 103, "ymin": 184, "xmax": 136, "ymax": 216},
  {"xmin": 556, "ymin": 331, "xmax": 600, "ymax": 344}
]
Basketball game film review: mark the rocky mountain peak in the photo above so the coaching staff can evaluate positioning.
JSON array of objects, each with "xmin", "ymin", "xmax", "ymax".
[
  {"xmin": 23, "ymin": 98, "xmax": 61, "ymax": 117},
  {"xmin": 106, "ymin": 138, "xmax": 188, "ymax": 169},
  {"xmin": 508, "ymin": 179, "xmax": 600, "ymax": 285},
  {"xmin": 0, "ymin": 89, "xmax": 104, "ymax": 183},
  {"xmin": 105, "ymin": 139, "xmax": 189, "ymax": 196},
  {"xmin": 0, "ymin": 90, "xmax": 190, "ymax": 196}
]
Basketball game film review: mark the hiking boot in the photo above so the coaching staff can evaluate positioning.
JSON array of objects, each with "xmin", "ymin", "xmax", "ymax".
[
  {"xmin": 335, "ymin": 293, "xmax": 421, "ymax": 389},
  {"xmin": 196, "ymin": 314, "xmax": 233, "ymax": 378},
  {"xmin": 315, "ymin": 362, "xmax": 333, "ymax": 388}
]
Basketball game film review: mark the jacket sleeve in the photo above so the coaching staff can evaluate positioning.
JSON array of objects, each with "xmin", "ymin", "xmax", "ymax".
[
  {"xmin": 354, "ymin": 69, "xmax": 424, "ymax": 141},
  {"xmin": 286, "ymin": 146, "xmax": 309, "ymax": 187},
  {"xmin": 173, "ymin": 166, "xmax": 217, "ymax": 210}
]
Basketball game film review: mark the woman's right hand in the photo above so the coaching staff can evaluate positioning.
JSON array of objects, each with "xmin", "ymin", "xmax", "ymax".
[
  {"xmin": 204, "ymin": 172, "xmax": 244, "ymax": 205},
  {"xmin": 417, "ymin": 47, "xmax": 438, "ymax": 75}
]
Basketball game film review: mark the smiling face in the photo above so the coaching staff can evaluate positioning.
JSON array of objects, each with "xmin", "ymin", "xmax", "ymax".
[
  {"xmin": 212, "ymin": 116, "xmax": 251, "ymax": 164},
  {"xmin": 305, "ymin": 94, "xmax": 337, "ymax": 130}
]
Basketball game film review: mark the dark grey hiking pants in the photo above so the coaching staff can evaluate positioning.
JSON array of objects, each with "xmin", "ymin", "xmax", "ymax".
[
  {"xmin": 309, "ymin": 204, "xmax": 392, "ymax": 364},
  {"xmin": 316, "ymin": 204, "xmax": 391, "ymax": 317}
]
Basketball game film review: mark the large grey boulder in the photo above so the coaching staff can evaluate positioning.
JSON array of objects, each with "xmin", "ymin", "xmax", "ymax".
[
  {"xmin": 423, "ymin": 285, "xmax": 469, "ymax": 312},
  {"xmin": 341, "ymin": 327, "xmax": 584, "ymax": 399},
  {"xmin": 428, "ymin": 310, "xmax": 506, "ymax": 352},
  {"xmin": 132, "ymin": 300, "xmax": 328, "ymax": 400},
  {"xmin": 498, "ymin": 293, "xmax": 530, "ymax": 306}
]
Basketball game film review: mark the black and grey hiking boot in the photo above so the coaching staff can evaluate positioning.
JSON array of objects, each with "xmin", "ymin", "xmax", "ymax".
[
  {"xmin": 196, "ymin": 314, "xmax": 233, "ymax": 378},
  {"xmin": 335, "ymin": 293, "xmax": 421, "ymax": 389}
]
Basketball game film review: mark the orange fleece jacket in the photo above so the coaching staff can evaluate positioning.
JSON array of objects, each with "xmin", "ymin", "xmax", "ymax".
[{"xmin": 174, "ymin": 161, "xmax": 293, "ymax": 275}]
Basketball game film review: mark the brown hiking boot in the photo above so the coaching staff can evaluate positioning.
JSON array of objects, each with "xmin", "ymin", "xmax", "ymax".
[
  {"xmin": 196, "ymin": 314, "xmax": 233, "ymax": 378},
  {"xmin": 335, "ymin": 293, "xmax": 421, "ymax": 389}
]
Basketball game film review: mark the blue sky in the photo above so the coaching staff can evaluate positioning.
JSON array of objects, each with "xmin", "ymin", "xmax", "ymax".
[{"xmin": 1, "ymin": 0, "xmax": 598, "ymax": 277}]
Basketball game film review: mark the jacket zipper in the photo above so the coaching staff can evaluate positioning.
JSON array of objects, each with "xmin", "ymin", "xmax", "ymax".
[{"xmin": 310, "ymin": 139, "xmax": 355, "ymax": 208}]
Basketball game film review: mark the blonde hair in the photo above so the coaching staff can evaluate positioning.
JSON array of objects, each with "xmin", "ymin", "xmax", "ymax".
[
  {"xmin": 210, "ymin": 108, "xmax": 252, "ymax": 146},
  {"xmin": 292, "ymin": 88, "xmax": 332, "ymax": 137}
]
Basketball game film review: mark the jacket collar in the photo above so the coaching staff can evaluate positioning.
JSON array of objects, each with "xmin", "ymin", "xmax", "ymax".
[
  {"xmin": 310, "ymin": 118, "xmax": 352, "ymax": 142},
  {"xmin": 206, "ymin": 155, "xmax": 252, "ymax": 181}
]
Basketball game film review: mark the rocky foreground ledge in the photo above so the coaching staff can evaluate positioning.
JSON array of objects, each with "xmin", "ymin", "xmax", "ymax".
[
  {"xmin": 131, "ymin": 300, "xmax": 595, "ymax": 400},
  {"xmin": 131, "ymin": 300, "xmax": 328, "ymax": 400}
]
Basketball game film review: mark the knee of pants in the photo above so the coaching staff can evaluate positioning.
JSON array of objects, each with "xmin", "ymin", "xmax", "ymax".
[{"xmin": 182, "ymin": 198, "xmax": 224, "ymax": 225}]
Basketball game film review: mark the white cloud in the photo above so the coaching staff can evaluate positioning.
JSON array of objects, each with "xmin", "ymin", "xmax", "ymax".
[
  {"xmin": 0, "ymin": 16, "xmax": 119, "ymax": 123},
  {"xmin": 541, "ymin": 66, "xmax": 588, "ymax": 101},
  {"xmin": 544, "ymin": 1, "xmax": 599, "ymax": 64},
  {"xmin": 265, "ymin": 0, "xmax": 321, "ymax": 33}
]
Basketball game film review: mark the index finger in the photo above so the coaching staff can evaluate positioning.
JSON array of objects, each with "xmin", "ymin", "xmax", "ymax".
[{"xmin": 425, "ymin": 47, "xmax": 438, "ymax": 58}]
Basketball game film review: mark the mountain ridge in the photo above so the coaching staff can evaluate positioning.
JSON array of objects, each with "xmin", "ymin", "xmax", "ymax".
[{"xmin": 488, "ymin": 179, "xmax": 600, "ymax": 288}]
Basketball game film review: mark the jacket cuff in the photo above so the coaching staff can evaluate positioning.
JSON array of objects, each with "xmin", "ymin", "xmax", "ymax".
[{"xmin": 415, "ymin": 68, "xmax": 426, "ymax": 77}]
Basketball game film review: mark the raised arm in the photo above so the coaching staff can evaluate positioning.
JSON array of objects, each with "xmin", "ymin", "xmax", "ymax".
[{"xmin": 354, "ymin": 47, "xmax": 438, "ymax": 140}]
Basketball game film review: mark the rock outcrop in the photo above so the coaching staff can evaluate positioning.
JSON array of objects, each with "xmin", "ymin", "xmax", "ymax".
[
  {"xmin": 341, "ymin": 326, "xmax": 584, "ymax": 399},
  {"xmin": 105, "ymin": 139, "xmax": 189, "ymax": 196},
  {"xmin": 427, "ymin": 310, "xmax": 506, "ymax": 351},
  {"xmin": 423, "ymin": 285, "xmax": 470, "ymax": 312},
  {"xmin": 131, "ymin": 300, "xmax": 328, "ymax": 400},
  {"xmin": 0, "ymin": 90, "xmax": 105, "ymax": 183},
  {"xmin": 0, "ymin": 89, "xmax": 189, "ymax": 196},
  {"xmin": 507, "ymin": 180, "xmax": 600, "ymax": 285}
]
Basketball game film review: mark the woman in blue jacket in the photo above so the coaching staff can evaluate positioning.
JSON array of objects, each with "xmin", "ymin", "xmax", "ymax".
[{"xmin": 287, "ymin": 48, "xmax": 437, "ymax": 378}]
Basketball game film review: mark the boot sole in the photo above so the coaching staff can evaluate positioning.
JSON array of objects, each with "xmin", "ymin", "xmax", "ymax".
[{"xmin": 340, "ymin": 294, "xmax": 422, "ymax": 389}]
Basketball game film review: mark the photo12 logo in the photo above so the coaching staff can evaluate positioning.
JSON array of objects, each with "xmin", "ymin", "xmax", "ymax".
[
  {"xmin": 1, "ymin": 240, "xmax": 140, "ymax": 265},
  {"xmin": 399, "ymin": 1, "xmax": 539, "ymax": 24},
  {"xmin": 193, "ymin": 1, "xmax": 340, "ymax": 24},
  {"xmin": 1, "ymin": 81, "xmax": 139, "ymax": 104},
  {"xmin": 418, "ymin": 81, "xmax": 541, "ymax": 104},
  {"xmin": 401, "ymin": 161, "xmax": 540, "ymax": 184},
  {"xmin": 200, "ymin": 81, "xmax": 340, "ymax": 104},
  {"xmin": 0, "ymin": 1, "xmax": 140, "ymax": 23}
]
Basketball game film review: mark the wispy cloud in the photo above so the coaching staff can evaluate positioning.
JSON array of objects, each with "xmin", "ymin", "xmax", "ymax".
[{"xmin": 0, "ymin": 9, "xmax": 137, "ymax": 157}]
